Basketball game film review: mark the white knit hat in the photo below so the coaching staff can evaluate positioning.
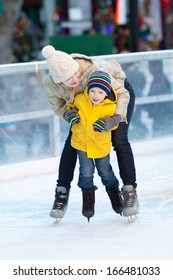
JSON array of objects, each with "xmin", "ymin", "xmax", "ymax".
[{"xmin": 42, "ymin": 45, "xmax": 79, "ymax": 83}]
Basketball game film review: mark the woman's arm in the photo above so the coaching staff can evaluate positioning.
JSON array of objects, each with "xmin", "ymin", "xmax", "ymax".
[{"xmin": 44, "ymin": 75, "xmax": 68, "ymax": 119}]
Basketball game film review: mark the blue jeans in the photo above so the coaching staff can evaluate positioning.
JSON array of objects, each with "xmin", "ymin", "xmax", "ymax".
[
  {"xmin": 57, "ymin": 79, "xmax": 136, "ymax": 189},
  {"xmin": 77, "ymin": 150, "xmax": 119, "ymax": 189}
]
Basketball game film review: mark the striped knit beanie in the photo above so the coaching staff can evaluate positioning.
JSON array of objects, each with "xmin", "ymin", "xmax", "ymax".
[{"xmin": 88, "ymin": 71, "xmax": 111, "ymax": 95}]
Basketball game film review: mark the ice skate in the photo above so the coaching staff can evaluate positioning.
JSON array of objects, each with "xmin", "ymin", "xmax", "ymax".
[
  {"xmin": 82, "ymin": 187, "xmax": 96, "ymax": 222},
  {"xmin": 50, "ymin": 186, "xmax": 70, "ymax": 221},
  {"xmin": 106, "ymin": 187, "xmax": 123, "ymax": 215},
  {"xmin": 122, "ymin": 185, "xmax": 139, "ymax": 221}
]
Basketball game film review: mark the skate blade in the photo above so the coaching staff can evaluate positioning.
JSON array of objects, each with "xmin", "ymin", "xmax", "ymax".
[
  {"xmin": 127, "ymin": 214, "xmax": 137, "ymax": 223},
  {"xmin": 53, "ymin": 218, "xmax": 62, "ymax": 224}
]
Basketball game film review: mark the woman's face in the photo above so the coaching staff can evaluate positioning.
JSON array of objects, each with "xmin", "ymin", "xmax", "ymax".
[{"xmin": 63, "ymin": 71, "xmax": 80, "ymax": 87}]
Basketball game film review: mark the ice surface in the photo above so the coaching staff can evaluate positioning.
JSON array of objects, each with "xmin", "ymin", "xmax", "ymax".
[{"xmin": 1, "ymin": 137, "xmax": 173, "ymax": 260}]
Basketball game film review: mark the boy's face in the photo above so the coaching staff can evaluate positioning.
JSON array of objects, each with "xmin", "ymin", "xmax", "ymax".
[
  {"xmin": 63, "ymin": 71, "xmax": 80, "ymax": 87},
  {"xmin": 88, "ymin": 87, "xmax": 107, "ymax": 105}
]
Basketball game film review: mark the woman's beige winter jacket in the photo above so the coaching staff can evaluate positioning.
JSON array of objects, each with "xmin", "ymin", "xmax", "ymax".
[{"xmin": 44, "ymin": 53, "xmax": 129, "ymax": 119}]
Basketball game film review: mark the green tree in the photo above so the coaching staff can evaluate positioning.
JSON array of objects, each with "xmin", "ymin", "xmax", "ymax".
[{"xmin": 0, "ymin": 0, "xmax": 24, "ymax": 64}]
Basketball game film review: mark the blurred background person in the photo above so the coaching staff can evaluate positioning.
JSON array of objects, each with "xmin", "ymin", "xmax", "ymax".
[{"xmin": 147, "ymin": 60, "xmax": 172, "ymax": 136}]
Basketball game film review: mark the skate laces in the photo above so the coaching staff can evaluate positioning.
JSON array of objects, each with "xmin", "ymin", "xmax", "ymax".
[
  {"xmin": 55, "ymin": 202, "xmax": 65, "ymax": 211},
  {"xmin": 54, "ymin": 190, "xmax": 69, "ymax": 211},
  {"xmin": 123, "ymin": 189, "xmax": 136, "ymax": 208}
]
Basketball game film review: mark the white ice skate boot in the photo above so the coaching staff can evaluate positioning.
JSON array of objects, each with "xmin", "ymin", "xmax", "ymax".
[
  {"xmin": 122, "ymin": 185, "xmax": 139, "ymax": 221},
  {"xmin": 50, "ymin": 186, "xmax": 70, "ymax": 221}
]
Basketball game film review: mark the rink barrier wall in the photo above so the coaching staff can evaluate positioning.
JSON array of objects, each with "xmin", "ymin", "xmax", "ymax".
[{"xmin": 0, "ymin": 50, "xmax": 173, "ymax": 179}]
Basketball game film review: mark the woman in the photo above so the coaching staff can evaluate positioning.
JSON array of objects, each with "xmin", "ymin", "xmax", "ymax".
[{"xmin": 41, "ymin": 45, "xmax": 139, "ymax": 220}]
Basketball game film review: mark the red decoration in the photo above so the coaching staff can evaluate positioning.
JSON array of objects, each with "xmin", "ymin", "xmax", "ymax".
[{"xmin": 161, "ymin": 0, "xmax": 171, "ymax": 10}]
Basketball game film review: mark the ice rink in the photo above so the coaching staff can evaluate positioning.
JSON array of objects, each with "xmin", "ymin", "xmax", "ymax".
[{"xmin": 1, "ymin": 136, "xmax": 173, "ymax": 260}]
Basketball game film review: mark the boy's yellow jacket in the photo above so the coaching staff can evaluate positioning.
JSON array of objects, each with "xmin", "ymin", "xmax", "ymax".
[{"xmin": 70, "ymin": 86, "xmax": 118, "ymax": 159}]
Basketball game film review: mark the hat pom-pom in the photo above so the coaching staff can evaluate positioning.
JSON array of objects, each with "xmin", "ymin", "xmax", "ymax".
[{"xmin": 42, "ymin": 45, "xmax": 56, "ymax": 58}]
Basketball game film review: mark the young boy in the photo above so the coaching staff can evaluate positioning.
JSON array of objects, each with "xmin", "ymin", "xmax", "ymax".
[{"xmin": 64, "ymin": 71, "xmax": 123, "ymax": 221}]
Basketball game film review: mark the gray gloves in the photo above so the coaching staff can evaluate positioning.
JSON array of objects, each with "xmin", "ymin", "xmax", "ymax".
[
  {"xmin": 94, "ymin": 114, "xmax": 124, "ymax": 132},
  {"xmin": 63, "ymin": 107, "xmax": 124, "ymax": 132}
]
